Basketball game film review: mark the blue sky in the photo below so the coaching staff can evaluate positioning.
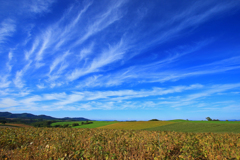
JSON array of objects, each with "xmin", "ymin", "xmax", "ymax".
[{"xmin": 0, "ymin": 0, "xmax": 240, "ymax": 121}]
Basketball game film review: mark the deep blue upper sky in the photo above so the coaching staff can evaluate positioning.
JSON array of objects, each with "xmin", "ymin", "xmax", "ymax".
[{"xmin": 0, "ymin": 0, "xmax": 240, "ymax": 120}]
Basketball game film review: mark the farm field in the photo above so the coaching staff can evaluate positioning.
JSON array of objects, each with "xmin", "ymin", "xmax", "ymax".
[
  {"xmin": 0, "ymin": 124, "xmax": 19, "ymax": 128},
  {"xmin": 98, "ymin": 121, "xmax": 176, "ymax": 130},
  {"xmin": 1, "ymin": 127, "xmax": 240, "ymax": 159},
  {"xmin": 0, "ymin": 123, "xmax": 33, "ymax": 128},
  {"xmin": 167, "ymin": 119, "xmax": 240, "ymax": 123},
  {"xmin": 51, "ymin": 120, "xmax": 240, "ymax": 135},
  {"xmin": 51, "ymin": 121, "xmax": 119, "ymax": 128},
  {"xmin": 145, "ymin": 122, "xmax": 240, "ymax": 134}
]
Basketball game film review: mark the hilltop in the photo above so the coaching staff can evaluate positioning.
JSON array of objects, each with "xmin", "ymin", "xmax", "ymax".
[{"xmin": 0, "ymin": 112, "xmax": 90, "ymax": 121}]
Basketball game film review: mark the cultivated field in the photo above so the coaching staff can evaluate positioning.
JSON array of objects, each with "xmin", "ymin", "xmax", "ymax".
[
  {"xmin": 0, "ymin": 123, "xmax": 33, "ymax": 128},
  {"xmin": 51, "ymin": 120, "xmax": 240, "ymax": 135},
  {"xmin": 168, "ymin": 119, "xmax": 240, "ymax": 123},
  {"xmin": 145, "ymin": 122, "xmax": 240, "ymax": 134},
  {"xmin": 1, "ymin": 127, "xmax": 240, "ymax": 160},
  {"xmin": 98, "ymin": 121, "xmax": 176, "ymax": 130}
]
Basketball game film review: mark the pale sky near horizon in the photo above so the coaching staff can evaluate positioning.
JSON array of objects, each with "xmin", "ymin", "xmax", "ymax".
[{"xmin": 0, "ymin": 0, "xmax": 240, "ymax": 120}]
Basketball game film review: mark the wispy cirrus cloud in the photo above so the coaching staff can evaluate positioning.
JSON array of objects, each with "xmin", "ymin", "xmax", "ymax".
[
  {"xmin": 27, "ymin": 0, "xmax": 56, "ymax": 14},
  {"xmin": 73, "ymin": 0, "xmax": 127, "ymax": 47},
  {"xmin": 13, "ymin": 61, "xmax": 32, "ymax": 88},
  {"xmin": 51, "ymin": 51, "xmax": 71, "ymax": 73},
  {"xmin": 68, "ymin": 38, "xmax": 128, "ymax": 81},
  {"xmin": 0, "ymin": 0, "xmax": 240, "ymax": 120},
  {"xmin": 1, "ymin": 82, "xmax": 240, "ymax": 112},
  {"xmin": 0, "ymin": 19, "xmax": 15, "ymax": 44},
  {"xmin": 0, "ymin": 83, "xmax": 202, "ymax": 110},
  {"xmin": 156, "ymin": 83, "xmax": 240, "ymax": 109}
]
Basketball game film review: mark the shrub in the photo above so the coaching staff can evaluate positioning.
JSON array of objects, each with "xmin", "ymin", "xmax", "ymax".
[
  {"xmin": 54, "ymin": 125, "xmax": 62, "ymax": 128},
  {"xmin": 72, "ymin": 123, "xmax": 79, "ymax": 126},
  {"xmin": 63, "ymin": 124, "xmax": 69, "ymax": 128},
  {"xmin": 226, "ymin": 120, "xmax": 228, "ymax": 121},
  {"xmin": 149, "ymin": 119, "xmax": 159, "ymax": 121},
  {"xmin": 0, "ymin": 120, "xmax": 7, "ymax": 125}
]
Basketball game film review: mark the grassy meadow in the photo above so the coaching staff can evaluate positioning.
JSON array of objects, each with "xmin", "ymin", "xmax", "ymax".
[
  {"xmin": 144, "ymin": 122, "xmax": 240, "ymax": 134},
  {"xmin": 51, "ymin": 121, "xmax": 119, "ymax": 128}
]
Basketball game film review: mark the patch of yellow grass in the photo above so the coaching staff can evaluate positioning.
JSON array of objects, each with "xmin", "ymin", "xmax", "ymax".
[{"xmin": 98, "ymin": 121, "xmax": 176, "ymax": 130}]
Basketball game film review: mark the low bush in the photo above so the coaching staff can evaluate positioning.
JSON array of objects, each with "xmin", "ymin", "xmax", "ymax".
[
  {"xmin": 149, "ymin": 119, "xmax": 159, "ymax": 121},
  {"xmin": 72, "ymin": 123, "xmax": 79, "ymax": 126},
  {"xmin": 54, "ymin": 125, "xmax": 62, "ymax": 128},
  {"xmin": 63, "ymin": 124, "xmax": 69, "ymax": 128}
]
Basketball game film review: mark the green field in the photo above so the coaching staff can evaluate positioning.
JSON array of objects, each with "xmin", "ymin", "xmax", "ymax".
[
  {"xmin": 144, "ymin": 122, "xmax": 240, "ymax": 134},
  {"xmin": 50, "ymin": 120, "xmax": 240, "ymax": 134},
  {"xmin": 167, "ymin": 119, "xmax": 240, "ymax": 123},
  {"xmin": 51, "ymin": 121, "xmax": 119, "ymax": 128}
]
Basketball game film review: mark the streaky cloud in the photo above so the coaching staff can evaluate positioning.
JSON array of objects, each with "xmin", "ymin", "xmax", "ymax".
[{"xmin": 0, "ymin": 19, "xmax": 15, "ymax": 44}]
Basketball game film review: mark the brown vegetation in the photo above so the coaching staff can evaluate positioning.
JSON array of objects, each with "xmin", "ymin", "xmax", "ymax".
[{"xmin": 1, "ymin": 127, "xmax": 240, "ymax": 159}]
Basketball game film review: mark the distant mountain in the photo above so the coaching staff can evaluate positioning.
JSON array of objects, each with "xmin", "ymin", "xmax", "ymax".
[{"xmin": 0, "ymin": 112, "xmax": 90, "ymax": 121}]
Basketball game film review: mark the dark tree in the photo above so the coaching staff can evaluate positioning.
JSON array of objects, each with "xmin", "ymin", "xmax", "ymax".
[
  {"xmin": 0, "ymin": 120, "xmax": 7, "ymax": 125},
  {"xmin": 149, "ymin": 119, "xmax": 159, "ymax": 121},
  {"xmin": 206, "ymin": 117, "xmax": 212, "ymax": 121}
]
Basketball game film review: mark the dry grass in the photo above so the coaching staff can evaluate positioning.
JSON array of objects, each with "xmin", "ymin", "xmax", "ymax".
[{"xmin": 98, "ymin": 121, "xmax": 176, "ymax": 130}]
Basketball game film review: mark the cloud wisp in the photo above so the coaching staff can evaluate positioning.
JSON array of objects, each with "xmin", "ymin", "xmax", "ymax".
[
  {"xmin": 1, "ymin": 82, "xmax": 240, "ymax": 112},
  {"xmin": 0, "ymin": 19, "xmax": 15, "ymax": 44}
]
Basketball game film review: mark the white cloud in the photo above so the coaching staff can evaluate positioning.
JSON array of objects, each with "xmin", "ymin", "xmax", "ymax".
[
  {"xmin": 0, "ymin": 19, "xmax": 15, "ymax": 44},
  {"xmin": 43, "ymin": 92, "xmax": 66, "ymax": 100},
  {"xmin": 0, "ymin": 75, "xmax": 11, "ymax": 88},
  {"xmin": 49, "ymin": 51, "xmax": 71, "ymax": 74},
  {"xmin": 25, "ymin": 39, "xmax": 39, "ymax": 60},
  {"xmin": 55, "ymin": 84, "xmax": 203, "ymax": 105},
  {"xmin": 35, "ymin": 28, "xmax": 52, "ymax": 63},
  {"xmin": 159, "ymin": 83, "xmax": 240, "ymax": 109},
  {"xmin": 78, "ymin": 42, "xmax": 94, "ymax": 61},
  {"xmin": 28, "ymin": 0, "xmax": 56, "ymax": 14},
  {"xmin": 73, "ymin": 0, "xmax": 127, "ymax": 47},
  {"xmin": 19, "ymin": 95, "xmax": 42, "ymax": 106},
  {"xmin": 13, "ymin": 62, "xmax": 32, "ymax": 88},
  {"xmin": 68, "ymin": 38, "xmax": 127, "ymax": 81},
  {"xmin": 54, "ymin": 94, "xmax": 84, "ymax": 106},
  {"xmin": 37, "ymin": 84, "xmax": 45, "ymax": 89},
  {"xmin": 0, "ymin": 98, "xmax": 19, "ymax": 108}
]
